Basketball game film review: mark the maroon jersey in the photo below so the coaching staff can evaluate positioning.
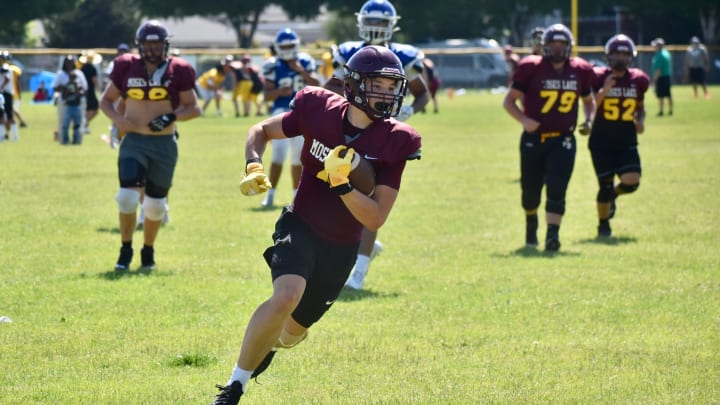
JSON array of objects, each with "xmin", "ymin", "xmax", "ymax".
[
  {"xmin": 512, "ymin": 55, "xmax": 595, "ymax": 133},
  {"xmin": 282, "ymin": 86, "xmax": 422, "ymax": 244},
  {"xmin": 109, "ymin": 54, "xmax": 196, "ymax": 110},
  {"xmin": 590, "ymin": 67, "xmax": 649, "ymax": 148}
]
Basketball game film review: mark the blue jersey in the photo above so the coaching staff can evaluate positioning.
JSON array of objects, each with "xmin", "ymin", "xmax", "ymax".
[
  {"xmin": 262, "ymin": 52, "xmax": 317, "ymax": 111},
  {"xmin": 331, "ymin": 41, "xmax": 424, "ymax": 81}
]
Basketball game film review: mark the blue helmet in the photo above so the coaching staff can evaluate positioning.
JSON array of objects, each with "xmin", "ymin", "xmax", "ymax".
[
  {"xmin": 274, "ymin": 28, "xmax": 300, "ymax": 61},
  {"xmin": 356, "ymin": 0, "xmax": 399, "ymax": 45},
  {"xmin": 344, "ymin": 45, "xmax": 407, "ymax": 120}
]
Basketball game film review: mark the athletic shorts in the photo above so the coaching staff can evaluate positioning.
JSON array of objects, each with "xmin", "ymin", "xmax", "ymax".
[
  {"xmin": 85, "ymin": 91, "xmax": 99, "ymax": 110},
  {"xmin": 688, "ymin": 67, "xmax": 706, "ymax": 85},
  {"xmin": 590, "ymin": 145, "xmax": 641, "ymax": 179},
  {"xmin": 1, "ymin": 91, "xmax": 13, "ymax": 120},
  {"xmin": 655, "ymin": 76, "xmax": 672, "ymax": 98},
  {"xmin": 262, "ymin": 208, "xmax": 358, "ymax": 328},
  {"xmin": 118, "ymin": 133, "xmax": 178, "ymax": 190}
]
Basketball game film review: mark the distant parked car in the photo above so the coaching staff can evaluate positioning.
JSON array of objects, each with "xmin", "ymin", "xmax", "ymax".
[{"xmin": 418, "ymin": 38, "xmax": 509, "ymax": 88}]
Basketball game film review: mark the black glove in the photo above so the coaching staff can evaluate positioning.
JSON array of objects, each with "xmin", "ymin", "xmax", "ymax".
[{"xmin": 148, "ymin": 113, "xmax": 176, "ymax": 132}]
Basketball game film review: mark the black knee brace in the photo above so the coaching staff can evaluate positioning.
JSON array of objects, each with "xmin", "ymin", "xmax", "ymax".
[{"xmin": 617, "ymin": 182, "xmax": 639, "ymax": 194}]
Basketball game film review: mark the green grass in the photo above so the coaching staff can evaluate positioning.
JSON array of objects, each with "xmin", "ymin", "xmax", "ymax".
[{"xmin": 0, "ymin": 87, "xmax": 718, "ymax": 404}]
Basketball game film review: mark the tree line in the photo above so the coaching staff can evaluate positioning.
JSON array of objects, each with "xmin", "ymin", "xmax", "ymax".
[{"xmin": 1, "ymin": 0, "xmax": 717, "ymax": 48}]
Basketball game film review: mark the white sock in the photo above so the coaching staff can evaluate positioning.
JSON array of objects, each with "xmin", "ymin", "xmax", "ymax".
[
  {"xmin": 266, "ymin": 189, "xmax": 276, "ymax": 200},
  {"xmin": 292, "ymin": 188, "xmax": 298, "ymax": 199},
  {"xmin": 228, "ymin": 365, "xmax": 253, "ymax": 391},
  {"xmin": 0, "ymin": 126, "xmax": 5, "ymax": 141},
  {"xmin": 11, "ymin": 123, "xmax": 19, "ymax": 141},
  {"xmin": 354, "ymin": 255, "xmax": 371, "ymax": 275}
]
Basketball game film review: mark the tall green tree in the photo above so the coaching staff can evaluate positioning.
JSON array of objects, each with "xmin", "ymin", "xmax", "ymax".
[
  {"xmin": 0, "ymin": 0, "xmax": 76, "ymax": 45},
  {"xmin": 43, "ymin": 0, "xmax": 141, "ymax": 48},
  {"xmin": 133, "ymin": 0, "xmax": 270, "ymax": 48}
]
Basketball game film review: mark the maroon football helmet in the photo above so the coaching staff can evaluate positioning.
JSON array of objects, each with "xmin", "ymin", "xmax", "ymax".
[
  {"xmin": 542, "ymin": 23, "xmax": 574, "ymax": 63},
  {"xmin": 343, "ymin": 45, "xmax": 407, "ymax": 120},
  {"xmin": 605, "ymin": 34, "xmax": 637, "ymax": 71},
  {"xmin": 135, "ymin": 20, "xmax": 170, "ymax": 64}
]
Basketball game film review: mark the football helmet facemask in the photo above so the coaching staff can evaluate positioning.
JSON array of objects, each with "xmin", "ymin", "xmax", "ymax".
[
  {"xmin": 605, "ymin": 34, "xmax": 637, "ymax": 71},
  {"xmin": 542, "ymin": 23, "xmax": 574, "ymax": 63},
  {"xmin": 357, "ymin": 0, "xmax": 400, "ymax": 45},
  {"xmin": 135, "ymin": 20, "xmax": 170, "ymax": 65},
  {"xmin": 344, "ymin": 45, "xmax": 407, "ymax": 120},
  {"xmin": 274, "ymin": 28, "xmax": 300, "ymax": 61}
]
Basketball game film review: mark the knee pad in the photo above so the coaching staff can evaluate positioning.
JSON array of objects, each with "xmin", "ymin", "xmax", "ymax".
[
  {"xmin": 618, "ymin": 182, "xmax": 639, "ymax": 194},
  {"xmin": 116, "ymin": 188, "xmax": 140, "ymax": 214},
  {"xmin": 142, "ymin": 196, "xmax": 166, "ymax": 221},
  {"xmin": 270, "ymin": 138, "xmax": 289, "ymax": 163},
  {"xmin": 545, "ymin": 199, "xmax": 566, "ymax": 215},
  {"xmin": 288, "ymin": 136, "xmax": 304, "ymax": 165},
  {"xmin": 597, "ymin": 179, "xmax": 615, "ymax": 203}
]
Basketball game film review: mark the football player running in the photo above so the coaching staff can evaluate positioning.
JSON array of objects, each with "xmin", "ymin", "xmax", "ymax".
[
  {"xmin": 259, "ymin": 28, "xmax": 320, "ymax": 208},
  {"xmin": 502, "ymin": 23, "xmax": 595, "ymax": 252},
  {"xmin": 587, "ymin": 34, "xmax": 649, "ymax": 238},
  {"xmin": 325, "ymin": 0, "xmax": 428, "ymax": 290},
  {"xmin": 211, "ymin": 46, "xmax": 422, "ymax": 404},
  {"xmin": 99, "ymin": 20, "xmax": 200, "ymax": 271}
]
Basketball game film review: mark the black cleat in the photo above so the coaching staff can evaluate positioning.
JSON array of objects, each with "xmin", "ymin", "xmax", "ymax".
[
  {"xmin": 598, "ymin": 222, "xmax": 612, "ymax": 238},
  {"xmin": 251, "ymin": 349, "xmax": 277, "ymax": 379},
  {"xmin": 525, "ymin": 230, "xmax": 538, "ymax": 248},
  {"xmin": 212, "ymin": 381, "xmax": 243, "ymax": 405},
  {"xmin": 545, "ymin": 237, "xmax": 561, "ymax": 252},
  {"xmin": 545, "ymin": 229, "xmax": 561, "ymax": 252},
  {"xmin": 115, "ymin": 246, "xmax": 133, "ymax": 270},
  {"xmin": 140, "ymin": 246, "xmax": 155, "ymax": 269}
]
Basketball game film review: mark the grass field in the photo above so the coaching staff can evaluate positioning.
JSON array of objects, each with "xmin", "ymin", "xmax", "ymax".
[{"xmin": 0, "ymin": 86, "xmax": 718, "ymax": 404}]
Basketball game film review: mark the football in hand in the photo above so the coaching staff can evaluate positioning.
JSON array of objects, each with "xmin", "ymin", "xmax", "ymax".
[{"xmin": 340, "ymin": 148, "xmax": 376, "ymax": 195}]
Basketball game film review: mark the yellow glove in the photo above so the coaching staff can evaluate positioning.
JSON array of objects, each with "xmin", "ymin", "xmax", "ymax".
[
  {"xmin": 240, "ymin": 162, "xmax": 272, "ymax": 196},
  {"xmin": 316, "ymin": 145, "xmax": 355, "ymax": 188}
]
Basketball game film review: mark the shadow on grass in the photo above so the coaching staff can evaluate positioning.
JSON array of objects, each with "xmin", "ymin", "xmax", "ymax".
[
  {"xmin": 249, "ymin": 204, "xmax": 285, "ymax": 213},
  {"xmin": 338, "ymin": 288, "xmax": 400, "ymax": 302},
  {"xmin": 577, "ymin": 235, "xmax": 638, "ymax": 245},
  {"xmin": 96, "ymin": 225, "xmax": 171, "ymax": 234},
  {"xmin": 86, "ymin": 267, "xmax": 175, "ymax": 280},
  {"xmin": 491, "ymin": 245, "xmax": 582, "ymax": 259},
  {"xmin": 96, "ymin": 226, "xmax": 121, "ymax": 234}
]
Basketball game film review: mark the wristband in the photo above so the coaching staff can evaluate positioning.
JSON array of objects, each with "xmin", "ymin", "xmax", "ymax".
[
  {"xmin": 246, "ymin": 157, "xmax": 262, "ymax": 166},
  {"xmin": 331, "ymin": 183, "xmax": 353, "ymax": 195}
]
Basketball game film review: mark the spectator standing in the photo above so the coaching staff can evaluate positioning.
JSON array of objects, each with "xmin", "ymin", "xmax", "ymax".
[
  {"xmin": 650, "ymin": 38, "xmax": 673, "ymax": 116},
  {"xmin": 79, "ymin": 50, "xmax": 101, "ymax": 134},
  {"xmin": 683, "ymin": 36, "xmax": 711, "ymax": 99},
  {"xmin": 52, "ymin": 56, "xmax": 88, "ymax": 144}
]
